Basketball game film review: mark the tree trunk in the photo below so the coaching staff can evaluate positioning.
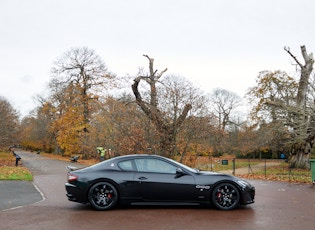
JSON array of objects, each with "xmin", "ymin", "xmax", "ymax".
[
  {"xmin": 290, "ymin": 154, "xmax": 310, "ymax": 169},
  {"xmin": 285, "ymin": 45, "xmax": 314, "ymax": 168},
  {"xmin": 132, "ymin": 55, "xmax": 192, "ymax": 158},
  {"xmin": 289, "ymin": 136, "xmax": 313, "ymax": 169}
]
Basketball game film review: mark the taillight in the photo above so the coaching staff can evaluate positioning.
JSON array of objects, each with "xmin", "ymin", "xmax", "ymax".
[{"xmin": 68, "ymin": 173, "xmax": 78, "ymax": 182}]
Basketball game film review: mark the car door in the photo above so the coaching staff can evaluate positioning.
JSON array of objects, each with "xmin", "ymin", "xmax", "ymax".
[
  {"xmin": 116, "ymin": 159, "xmax": 141, "ymax": 200},
  {"xmin": 134, "ymin": 158, "xmax": 197, "ymax": 202}
]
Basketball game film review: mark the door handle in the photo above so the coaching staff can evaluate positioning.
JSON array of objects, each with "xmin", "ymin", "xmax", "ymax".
[{"xmin": 138, "ymin": 176, "xmax": 147, "ymax": 180}]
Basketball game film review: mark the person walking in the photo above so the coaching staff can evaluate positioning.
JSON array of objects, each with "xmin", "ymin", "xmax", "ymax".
[{"xmin": 97, "ymin": 147, "xmax": 105, "ymax": 162}]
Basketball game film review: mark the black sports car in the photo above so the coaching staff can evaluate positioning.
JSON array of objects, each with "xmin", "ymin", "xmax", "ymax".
[{"xmin": 65, "ymin": 154, "xmax": 255, "ymax": 211}]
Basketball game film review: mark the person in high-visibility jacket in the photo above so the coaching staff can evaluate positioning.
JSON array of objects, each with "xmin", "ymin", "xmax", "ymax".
[{"xmin": 97, "ymin": 147, "xmax": 105, "ymax": 162}]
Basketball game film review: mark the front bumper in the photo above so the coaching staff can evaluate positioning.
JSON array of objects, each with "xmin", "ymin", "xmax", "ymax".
[{"xmin": 240, "ymin": 186, "xmax": 255, "ymax": 205}]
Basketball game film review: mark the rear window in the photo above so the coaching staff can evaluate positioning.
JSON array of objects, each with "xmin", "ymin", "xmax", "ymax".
[{"xmin": 118, "ymin": 160, "xmax": 134, "ymax": 171}]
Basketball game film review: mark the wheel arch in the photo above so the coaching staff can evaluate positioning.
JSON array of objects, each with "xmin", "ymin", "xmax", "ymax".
[
  {"xmin": 210, "ymin": 180, "xmax": 242, "ymax": 195},
  {"xmin": 88, "ymin": 178, "xmax": 121, "ymax": 201},
  {"xmin": 209, "ymin": 180, "xmax": 243, "ymax": 206}
]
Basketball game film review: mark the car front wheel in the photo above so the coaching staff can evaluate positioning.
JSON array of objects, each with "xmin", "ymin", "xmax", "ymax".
[
  {"xmin": 88, "ymin": 182, "xmax": 118, "ymax": 210},
  {"xmin": 211, "ymin": 183, "xmax": 240, "ymax": 210}
]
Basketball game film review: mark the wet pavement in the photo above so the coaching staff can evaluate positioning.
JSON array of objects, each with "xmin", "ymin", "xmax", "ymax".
[
  {"xmin": 1, "ymin": 150, "xmax": 315, "ymax": 230},
  {"xmin": 0, "ymin": 180, "xmax": 43, "ymax": 210}
]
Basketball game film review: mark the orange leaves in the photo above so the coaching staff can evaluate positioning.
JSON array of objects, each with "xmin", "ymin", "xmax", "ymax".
[{"xmin": 52, "ymin": 107, "xmax": 86, "ymax": 156}]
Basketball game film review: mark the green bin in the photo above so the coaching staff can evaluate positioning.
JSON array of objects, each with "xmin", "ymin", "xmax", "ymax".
[
  {"xmin": 310, "ymin": 159, "xmax": 315, "ymax": 185},
  {"xmin": 222, "ymin": 160, "xmax": 228, "ymax": 165}
]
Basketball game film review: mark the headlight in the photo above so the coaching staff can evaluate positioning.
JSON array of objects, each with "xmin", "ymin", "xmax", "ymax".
[{"xmin": 237, "ymin": 180, "xmax": 250, "ymax": 189}]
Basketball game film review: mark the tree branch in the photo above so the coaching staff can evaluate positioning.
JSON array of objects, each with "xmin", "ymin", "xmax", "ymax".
[{"xmin": 284, "ymin": 46, "xmax": 303, "ymax": 68}]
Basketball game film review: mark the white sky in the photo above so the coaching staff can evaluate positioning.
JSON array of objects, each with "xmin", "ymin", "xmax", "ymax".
[{"xmin": 1, "ymin": 0, "xmax": 315, "ymax": 117}]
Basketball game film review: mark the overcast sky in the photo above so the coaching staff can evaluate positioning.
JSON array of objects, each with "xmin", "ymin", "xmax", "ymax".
[{"xmin": 1, "ymin": 0, "xmax": 315, "ymax": 117}]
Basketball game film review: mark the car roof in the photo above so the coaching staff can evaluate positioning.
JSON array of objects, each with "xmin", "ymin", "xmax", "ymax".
[{"xmin": 112, "ymin": 154, "xmax": 166, "ymax": 161}]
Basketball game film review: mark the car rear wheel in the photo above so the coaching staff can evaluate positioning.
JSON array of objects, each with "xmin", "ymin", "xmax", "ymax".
[
  {"xmin": 88, "ymin": 182, "xmax": 118, "ymax": 210},
  {"xmin": 211, "ymin": 183, "xmax": 240, "ymax": 210}
]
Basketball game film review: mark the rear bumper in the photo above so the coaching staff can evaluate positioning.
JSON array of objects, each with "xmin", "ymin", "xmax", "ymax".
[{"xmin": 65, "ymin": 183, "xmax": 87, "ymax": 204}]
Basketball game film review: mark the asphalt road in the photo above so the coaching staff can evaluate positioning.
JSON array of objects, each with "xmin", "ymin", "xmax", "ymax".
[{"xmin": 1, "ymin": 150, "xmax": 315, "ymax": 230}]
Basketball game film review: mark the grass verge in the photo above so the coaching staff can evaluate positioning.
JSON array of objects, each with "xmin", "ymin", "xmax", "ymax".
[
  {"xmin": 244, "ymin": 163, "xmax": 312, "ymax": 184},
  {"xmin": 0, "ymin": 166, "xmax": 33, "ymax": 180},
  {"xmin": 197, "ymin": 157, "xmax": 312, "ymax": 184},
  {"xmin": 0, "ymin": 151, "xmax": 33, "ymax": 181}
]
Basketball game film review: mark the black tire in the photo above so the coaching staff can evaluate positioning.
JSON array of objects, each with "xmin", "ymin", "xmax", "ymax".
[
  {"xmin": 88, "ymin": 182, "xmax": 118, "ymax": 210},
  {"xmin": 211, "ymin": 183, "xmax": 240, "ymax": 210}
]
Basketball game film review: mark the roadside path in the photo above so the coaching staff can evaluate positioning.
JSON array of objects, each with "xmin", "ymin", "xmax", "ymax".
[{"xmin": 219, "ymin": 161, "xmax": 281, "ymax": 175}]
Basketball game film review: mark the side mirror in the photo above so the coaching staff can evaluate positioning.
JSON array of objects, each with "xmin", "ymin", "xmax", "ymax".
[{"xmin": 175, "ymin": 167, "xmax": 186, "ymax": 178}]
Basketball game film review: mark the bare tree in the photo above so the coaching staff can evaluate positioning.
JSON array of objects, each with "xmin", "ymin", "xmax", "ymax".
[
  {"xmin": 51, "ymin": 47, "xmax": 113, "ymax": 127},
  {"xmin": 209, "ymin": 88, "xmax": 242, "ymax": 131},
  {"xmin": 207, "ymin": 88, "xmax": 243, "ymax": 155},
  {"xmin": 158, "ymin": 75, "xmax": 209, "ymax": 160},
  {"xmin": 132, "ymin": 55, "xmax": 192, "ymax": 157},
  {"xmin": 284, "ymin": 46, "xmax": 314, "ymax": 107}
]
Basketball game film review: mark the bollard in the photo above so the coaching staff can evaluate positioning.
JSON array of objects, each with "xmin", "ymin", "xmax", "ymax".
[{"xmin": 310, "ymin": 159, "xmax": 315, "ymax": 186}]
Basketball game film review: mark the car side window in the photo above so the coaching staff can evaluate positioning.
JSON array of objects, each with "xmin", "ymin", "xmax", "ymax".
[
  {"xmin": 135, "ymin": 159, "xmax": 177, "ymax": 174},
  {"xmin": 118, "ymin": 160, "xmax": 134, "ymax": 171}
]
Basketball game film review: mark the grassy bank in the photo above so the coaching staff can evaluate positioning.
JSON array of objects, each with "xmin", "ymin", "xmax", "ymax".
[
  {"xmin": 250, "ymin": 162, "xmax": 312, "ymax": 184},
  {"xmin": 196, "ymin": 157, "xmax": 312, "ymax": 184},
  {"xmin": 0, "ymin": 151, "xmax": 33, "ymax": 181}
]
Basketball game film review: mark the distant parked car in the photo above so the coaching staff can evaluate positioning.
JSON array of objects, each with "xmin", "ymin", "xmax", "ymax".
[{"xmin": 65, "ymin": 154, "xmax": 255, "ymax": 211}]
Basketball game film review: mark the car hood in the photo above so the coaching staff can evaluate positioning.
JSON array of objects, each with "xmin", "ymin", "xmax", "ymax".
[
  {"xmin": 198, "ymin": 171, "xmax": 226, "ymax": 176},
  {"xmin": 197, "ymin": 171, "xmax": 238, "ymax": 180}
]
